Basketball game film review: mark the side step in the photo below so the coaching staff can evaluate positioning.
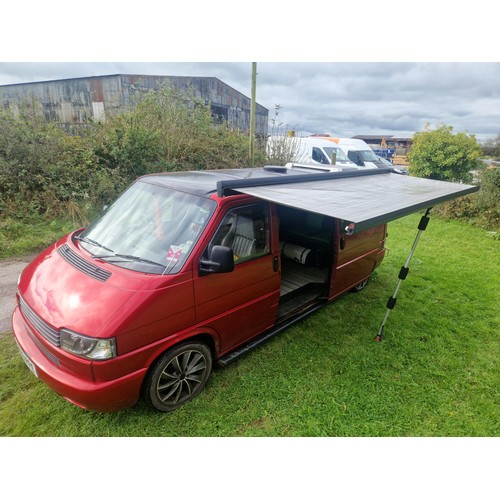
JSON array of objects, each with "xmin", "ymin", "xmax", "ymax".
[{"xmin": 217, "ymin": 303, "xmax": 324, "ymax": 367}]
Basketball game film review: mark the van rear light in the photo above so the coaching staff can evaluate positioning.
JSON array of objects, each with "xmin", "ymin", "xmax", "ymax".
[{"xmin": 60, "ymin": 330, "xmax": 117, "ymax": 360}]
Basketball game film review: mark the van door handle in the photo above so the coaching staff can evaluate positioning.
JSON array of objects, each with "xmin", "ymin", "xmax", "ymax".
[
  {"xmin": 273, "ymin": 256, "xmax": 279, "ymax": 272},
  {"xmin": 340, "ymin": 237, "xmax": 345, "ymax": 250}
]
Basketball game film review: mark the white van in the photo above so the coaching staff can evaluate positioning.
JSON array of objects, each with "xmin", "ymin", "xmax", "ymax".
[
  {"xmin": 267, "ymin": 136, "xmax": 359, "ymax": 168},
  {"xmin": 325, "ymin": 137, "xmax": 387, "ymax": 169}
]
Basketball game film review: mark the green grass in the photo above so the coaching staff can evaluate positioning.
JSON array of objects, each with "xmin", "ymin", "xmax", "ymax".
[
  {"xmin": 0, "ymin": 216, "xmax": 78, "ymax": 258},
  {"xmin": 0, "ymin": 213, "xmax": 498, "ymax": 436}
]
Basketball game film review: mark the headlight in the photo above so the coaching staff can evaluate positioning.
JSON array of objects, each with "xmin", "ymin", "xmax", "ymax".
[{"xmin": 60, "ymin": 329, "xmax": 117, "ymax": 360}]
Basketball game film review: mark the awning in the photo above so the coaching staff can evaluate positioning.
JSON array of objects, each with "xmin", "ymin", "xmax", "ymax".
[{"xmin": 221, "ymin": 170, "xmax": 479, "ymax": 233}]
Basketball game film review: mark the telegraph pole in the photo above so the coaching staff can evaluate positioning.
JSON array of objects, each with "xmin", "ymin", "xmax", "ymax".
[{"xmin": 249, "ymin": 62, "xmax": 257, "ymax": 165}]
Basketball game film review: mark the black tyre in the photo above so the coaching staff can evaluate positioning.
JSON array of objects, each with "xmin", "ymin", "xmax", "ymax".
[
  {"xmin": 144, "ymin": 342, "xmax": 212, "ymax": 412},
  {"xmin": 351, "ymin": 278, "xmax": 369, "ymax": 293}
]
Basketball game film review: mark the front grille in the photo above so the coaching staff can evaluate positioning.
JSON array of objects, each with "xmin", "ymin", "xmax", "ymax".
[
  {"xmin": 25, "ymin": 325, "xmax": 61, "ymax": 366},
  {"xmin": 58, "ymin": 244, "xmax": 111, "ymax": 282},
  {"xmin": 19, "ymin": 296, "xmax": 60, "ymax": 346}
]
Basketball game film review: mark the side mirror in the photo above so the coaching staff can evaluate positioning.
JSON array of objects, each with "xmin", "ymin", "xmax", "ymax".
[{"xmin": 199, "ymin": 245, "xmax": 234, "ymax": 275}]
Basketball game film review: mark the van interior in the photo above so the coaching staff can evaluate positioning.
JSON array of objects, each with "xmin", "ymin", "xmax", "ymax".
[{"xmin": 276, "ymin": 205, "xmax": 334, "ymax": 320}]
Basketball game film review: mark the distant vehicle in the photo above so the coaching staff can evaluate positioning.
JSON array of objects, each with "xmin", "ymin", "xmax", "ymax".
[
  {"xmin": 267, "ymin": 136, "xmax": 361, "ymax": 169},
  {"xmin": 321, "ymin": 137, "xmax": 388, "ymax": 169},
  {"xmin": 377, "ymin": 155, "xmax": 408, "ymax": 175}
]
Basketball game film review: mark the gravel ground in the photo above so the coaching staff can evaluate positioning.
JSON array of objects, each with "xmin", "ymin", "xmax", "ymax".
[{"xmin": 0, "ymin": 255, "xmax": 35, "ymax": 335}]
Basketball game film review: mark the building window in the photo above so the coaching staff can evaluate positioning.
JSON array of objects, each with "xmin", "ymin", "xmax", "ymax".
[{"xmin": 211, "ymin": 104, "xmax": 229, "ymax": 124}]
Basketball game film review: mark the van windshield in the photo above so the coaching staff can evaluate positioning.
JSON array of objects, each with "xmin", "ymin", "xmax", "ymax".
[
  {"xmin": 358, "ymin": 149, "xmax": 380, "ymax": 162},
  {"xmin": 77, "ymin": 181, "xmax": 216, "ymax": 274},
  {"xmin": 324, "ymin": 147, "xmax": 350, "ymax": 163}
]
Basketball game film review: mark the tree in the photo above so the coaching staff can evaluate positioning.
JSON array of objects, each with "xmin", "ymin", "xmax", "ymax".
[
  {"xmin": 483, "ymin": 134, "xmax": 500, "ymax": 160},
  {"xmin": 408, "ymin": 124, "xmax": 482, "ymax": 183}
]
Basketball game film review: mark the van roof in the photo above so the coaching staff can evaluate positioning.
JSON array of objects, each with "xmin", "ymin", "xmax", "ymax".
[
  {"xmin": 268, "ymin": 136, "xmax": 350, "ymax": 147},
  {"xmin": 322, "ymin": 137, "xmax": 370, "ymax": 148},
  {"xmin": 139, "ymin": 166, "xmax": 323, "ymax": 197}
]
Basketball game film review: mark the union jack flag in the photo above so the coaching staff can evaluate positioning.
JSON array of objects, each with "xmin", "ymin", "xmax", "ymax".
[{"xmin": 167, "ymin": 245, "xmax": 182, "ymax": 262}]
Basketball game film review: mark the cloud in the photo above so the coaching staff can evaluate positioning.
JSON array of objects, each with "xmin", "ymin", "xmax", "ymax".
[
  {"xmin": 256, "ymin": 62, "xmax": 500, "ymax": 138},
  {"xmin": 0, "ymin": 62, "xmax": 499, "ymax": 140}
]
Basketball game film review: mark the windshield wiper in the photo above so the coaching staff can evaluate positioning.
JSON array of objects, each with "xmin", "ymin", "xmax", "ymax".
[
  {"xmin": 74, "ymin": 235, "xmax": 114, "ymax": 253},
  {"xmin": 92, "ymin": 253, "xmax": 166, "ymax": 269}
]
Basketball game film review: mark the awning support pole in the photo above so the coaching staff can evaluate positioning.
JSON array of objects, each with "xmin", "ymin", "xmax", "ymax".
[{"xmin": 376, "ymin": 208, "xmax": 432, "ymax": 342}]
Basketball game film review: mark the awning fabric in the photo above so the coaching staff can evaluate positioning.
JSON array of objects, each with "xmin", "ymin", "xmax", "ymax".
[{"xmin": 230, "ymin": 171, "xmax": 479, "ymax": 233}]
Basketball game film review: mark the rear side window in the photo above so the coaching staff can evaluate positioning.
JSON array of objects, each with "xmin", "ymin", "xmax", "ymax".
[{"xmin": 210, "ymin": 204, "xmax": 270, "ymax": 263}]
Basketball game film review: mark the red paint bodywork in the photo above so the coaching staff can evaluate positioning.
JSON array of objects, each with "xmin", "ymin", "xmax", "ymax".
[{"xmin": 12, "ymin": 190, "xmax": 386, "ymax": 412}]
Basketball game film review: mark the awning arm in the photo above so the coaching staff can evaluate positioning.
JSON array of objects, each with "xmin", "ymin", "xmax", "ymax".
[{"xmin": 376, "ymin": 208, "xmax": 432, "ymax": 342}]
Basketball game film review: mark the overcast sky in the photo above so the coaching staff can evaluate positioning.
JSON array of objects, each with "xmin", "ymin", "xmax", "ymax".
[{"xmin": 2, "ymin": 3, "xmax": 499, "ymax": 142}]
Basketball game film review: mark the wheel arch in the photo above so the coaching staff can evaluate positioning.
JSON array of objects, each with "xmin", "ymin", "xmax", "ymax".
[
  {"xmin": 140, "ymin": 333, "xmax": 216, "ymax": 411},
  {"xmin": 141, "ymin": 330, "xmax": 218, "ymax": 382}
]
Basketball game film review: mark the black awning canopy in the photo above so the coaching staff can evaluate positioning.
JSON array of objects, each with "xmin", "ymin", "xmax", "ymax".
[{"xmin": 231, "ymin": 171, "xmax": 479, "ymax": 233}]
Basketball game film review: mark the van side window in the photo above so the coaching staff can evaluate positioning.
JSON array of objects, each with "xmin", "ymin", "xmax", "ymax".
[
  {"xmin": 348, "ymin": 151, "xmax": 363, "ymax": 166},
  {"xmin": 312, "ymin": 147, "xmax": 330, "ymax": 164},
  {"xmin": 210, "ymin": 204, "xmax": 270, "ymax": 262}
]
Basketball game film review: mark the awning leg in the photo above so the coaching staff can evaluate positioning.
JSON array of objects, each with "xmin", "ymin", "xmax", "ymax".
[{"xmin": 376, "ymin": 208, "xmax": 432, "ymax": 341}]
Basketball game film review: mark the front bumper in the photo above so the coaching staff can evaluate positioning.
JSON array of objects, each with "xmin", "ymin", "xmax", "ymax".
[{"xmin": 12, "ymin": 305, "xmax": 147, "ymax": 412}]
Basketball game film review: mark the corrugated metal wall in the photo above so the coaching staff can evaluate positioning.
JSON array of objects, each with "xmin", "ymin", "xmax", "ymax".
[{"xmin": 0, "ymin": 74, "xmax": 269, "ymax": 136}]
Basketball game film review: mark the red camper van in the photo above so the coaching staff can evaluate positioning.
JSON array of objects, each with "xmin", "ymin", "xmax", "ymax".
[{"xmin": 12, "ymin": 165, "xmax": 477, "ymax": 412}]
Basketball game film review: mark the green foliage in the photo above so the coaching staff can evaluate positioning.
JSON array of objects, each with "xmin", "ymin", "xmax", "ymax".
[
  {"xmin": 90, "ymin": 112, "xmax": 164, "ymax": 177},
  {"xmin": 0, "ymin": 103, "xmax": 67, "ymax": 214},
  {"xmin": 477, "ymin": 166, "xmax": 500, "ymax": 211},
  {"xmin": 0, "ymin": 216, "xmax": 76, "ymax": 258},
  {"xmin": 407, "ymin": 124, "xmax": 498, "ymax": 231},
  {"xmin": 0, "ymin": 104, "xmax": 112, "ymax": 223},
  {"xmin": 433, "ymin": 167, "xmax": 500, "ymax": 231},
  {"xmin": 408, "ymin": 124, "xmax": 482, "ymax": 182},
  {"xmin": 93, "ymin": 84, "xmax": 254, "ymax": 174},
  {"xmin": 0, "ymin": 84, "xmax": 255, "ymax": 225}
]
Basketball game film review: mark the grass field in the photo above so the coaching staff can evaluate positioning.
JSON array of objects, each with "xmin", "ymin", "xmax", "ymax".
[
  {"xmin": 0, "ymin": 216, "xmax": 76, "ymax": 259},
  {"xmin": 0, "ymin": 213, "xmax": 498, "ymax": 437}
]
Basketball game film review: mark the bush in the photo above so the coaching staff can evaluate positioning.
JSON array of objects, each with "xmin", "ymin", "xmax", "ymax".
[
  {"xmin": 0, "ymin": 84, "xmax": 256, "ymax": 226},
  {"xmin": 1, "ymin": 104, "xmax": 77, "ymax": 218},
  {"xmin": 92, "ymin": 84, "xmax": 256, "ymax": 174},
  {"xmin": 433, "ymin": 167, "xmax": 499, "ymax": 231},
  {"xmin": 408, "ymin": 124, "xmax": 482, "ymax": 183}
]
